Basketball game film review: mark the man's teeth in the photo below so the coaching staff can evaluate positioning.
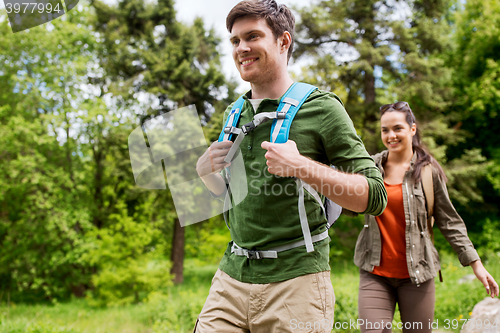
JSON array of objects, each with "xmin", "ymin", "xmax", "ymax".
[{"xmin": 242, "ymin": 59, "xmax": 255, "ymax": 65}]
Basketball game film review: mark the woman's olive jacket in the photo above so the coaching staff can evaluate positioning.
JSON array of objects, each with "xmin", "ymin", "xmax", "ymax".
[{"xmin": 353, "ymin": 150, "xmax": 480, "ymax": 285}]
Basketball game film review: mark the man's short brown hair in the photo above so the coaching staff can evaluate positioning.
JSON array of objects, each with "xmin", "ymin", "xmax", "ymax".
[{"xmin": 226, "ymin": 0, "xmax": 295, "ymax": 62}]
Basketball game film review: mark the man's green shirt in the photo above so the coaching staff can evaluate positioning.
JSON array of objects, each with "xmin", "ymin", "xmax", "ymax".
[{"xmin": 218, "ymin": 87, "xmax": 387, "ymax": 284}]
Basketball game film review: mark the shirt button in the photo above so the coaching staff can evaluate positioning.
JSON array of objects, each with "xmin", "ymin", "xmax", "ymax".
[
  {"xmin": 247, "ymin": 145, "xmax": 252, "ymax": 150},
  {"xmin": 416, "ymin": 270, "xmax": 420, "ymax": 274},
  {"xmin": 412, "ymin": 245, "xmax": 415, "ymax": 248}
]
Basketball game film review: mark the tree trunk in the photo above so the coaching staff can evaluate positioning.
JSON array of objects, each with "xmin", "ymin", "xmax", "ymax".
[
  {"xmin": 363, "ymin": 70, "xmax": 378, "ymax": 126},
  {"xmin": 170, "ymin": 218, "xmax": 185, "ymax": 284},
  {"xmin": 364, "ymin": 71, "xmax": 376, "ymax": 106}
]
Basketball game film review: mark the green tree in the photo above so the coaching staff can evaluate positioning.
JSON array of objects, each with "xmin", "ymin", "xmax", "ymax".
[
  {"xmin": 294, "ymin": 0, "xmax": 454, "ymax": 153},
  {"xmin": 0, "ymin": 3, "xmax": 176, "ymax": 303},
  {"xmin": 293, "ymin": 0, "xmax": 495, "ymax": 258},
  {"xmin": 89, "ymin": 0, "xmax": 230, "ymax": 284},
  {"xmin": 0, "ymin": 7, "xmax": 98, "ymax": 300},
  {"xmin": 445, "ymin": 0, "xmax": 500, "ymax": 236}
]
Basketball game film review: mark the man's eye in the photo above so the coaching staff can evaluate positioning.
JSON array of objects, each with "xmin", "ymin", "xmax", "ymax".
[
  {"xmin": 232, "ymin": 40, "xmax": 239, "ymax": 45},
  {"xmin": 250, "ymin": 34, "xmax": 258, "ymax": 39}
]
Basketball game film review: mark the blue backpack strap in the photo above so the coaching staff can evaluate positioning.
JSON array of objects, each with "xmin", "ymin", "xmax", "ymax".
[
  {"xmin": 270, "ymin": 82, "xmax": 318, "ymax": 143},
  {"xmin": 218, "ymin": 95, "xmax": 246, "ymax": 142}
]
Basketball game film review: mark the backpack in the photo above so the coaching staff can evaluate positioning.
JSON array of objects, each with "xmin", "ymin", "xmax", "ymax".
[
  {"xmin": 217, "ymin": 82, "xmax": 342, "ymax": 259},
  {"xmin": 421, "ymin": 163, "xmax": 443, "ymax": 282}
]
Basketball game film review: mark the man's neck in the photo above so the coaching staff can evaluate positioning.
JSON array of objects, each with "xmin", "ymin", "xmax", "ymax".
[{"xmin": 250, "ymin": 74, "xmax": 294, "ymax": 100}]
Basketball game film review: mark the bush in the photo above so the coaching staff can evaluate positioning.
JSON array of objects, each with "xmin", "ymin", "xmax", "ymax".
[{"xmin": 83, "ymin": 201, "xmax": 173, "ymax": 306}]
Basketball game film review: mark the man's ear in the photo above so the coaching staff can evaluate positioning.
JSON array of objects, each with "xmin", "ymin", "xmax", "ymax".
[{"xmin": 280, "ymin": 31, "xmax": 292, "ymax": 54}]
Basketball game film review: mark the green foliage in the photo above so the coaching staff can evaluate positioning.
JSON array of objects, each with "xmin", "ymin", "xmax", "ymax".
[
  {"xmin": 5, "ymin": 255, "xmax": 497, "ymax": 332},
  {"xmin": 469, "ymin": 218, "xmax": 500, "ymax": 260},
  {"xmin": 444, "ymin": 149, "xmax": 490, "ymax": 207},
  {"xmin": 184, "ymin": 217, "xmax": 231, "ymax": 265},
  {"xmin": 147, "ymin": 290, "xmax": 205, "ymax": 333},
  {"xmin": 329, "ymin": 261, "xmax": 359, "ymax": 330},
  {"xmin": 89, "ymin": 0, "xmax": 232, "ymax": 285},
  {"xmin": 90, "ymin": 0, "xmax": 227, "ymax": 118},
  {"xmin": 0, "ymin": 6, "xmax": 99, "ymax": 301},
  {"xmin": 295, "ymin": 0, "xmax": 500, "ymax": 241},
  {"xmin": 146, "ymin": 261, "xmax": 217, "ymax": 332},
  {"xmin": 0, "ymin": 299, "xmax": 153, "ymax": 333},
  {"xmin": 445, "ymin": 0, "xmax": 500, "ymax": 224},
  {"xmin": 84, "ymin": 201, "xmax": 173, "ymax": 306},
  {"xmin": 0, "ymin": 0, "xmax": 499, "ymax": 317},
  {"xmin": 294, "ymin": 0, "xmax": 454, "ymax": 153},
  {"xmin": 1, "ymin": 0, "xmax": 231, "ymax": 303},
  {"xmin": 329, "ymin": 214, "xmax": 364, "ymax": 261},
  {"xmin": 0, "ymin": 323, "xmax": 80, "ymax": 333},
  {"xmin": 433, "ymin": 254, "xmax": 500, "ymax": 333},
  {"xmin": 486, "ymin": 152, "xmax": 500, "ymax": 196}
]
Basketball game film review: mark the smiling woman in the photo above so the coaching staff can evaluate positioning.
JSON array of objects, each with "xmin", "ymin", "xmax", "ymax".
[{"xmin": 354, "ymin": 101, "xmax": 499, "ymax": 333}]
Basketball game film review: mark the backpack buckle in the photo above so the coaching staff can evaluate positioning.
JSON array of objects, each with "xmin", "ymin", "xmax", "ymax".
[
  {"xmin": 224, "ymin": 126, "xmax": 235, "ymax": 134},
  {"xmin": 241, "ymin": 121, "xmax": 256, "ymax": 135},
  {"xmin": 276, "ymin": 111, "xmax": 287, "ymax": 119},
  {"xmin": 245, "ymin": 250, "xmax": 262, "ymax": 259}
]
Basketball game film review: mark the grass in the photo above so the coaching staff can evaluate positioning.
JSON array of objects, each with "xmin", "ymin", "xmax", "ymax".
[
  {"xmin": 1, "ymin": 254, "xmax": 498, "ymax": 333},
  {"xmin": 0, "ymin": 300, "xmax": 154, "ymax": 333}
]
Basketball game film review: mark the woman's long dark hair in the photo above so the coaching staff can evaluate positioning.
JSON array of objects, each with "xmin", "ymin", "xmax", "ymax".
[{"xmin": 380, "ymin": 102, "xmax": 447, "ymax": 183}]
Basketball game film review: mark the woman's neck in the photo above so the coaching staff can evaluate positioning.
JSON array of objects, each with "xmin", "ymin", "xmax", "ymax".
[{"xmin": 387, "ymin": 147, "xmax": 414, "ymax": 166}]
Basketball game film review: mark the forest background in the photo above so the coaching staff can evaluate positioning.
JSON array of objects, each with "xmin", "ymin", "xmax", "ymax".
[{"xmin": 1, "ymin": 0, "xmax": 500, "ymax": 332}]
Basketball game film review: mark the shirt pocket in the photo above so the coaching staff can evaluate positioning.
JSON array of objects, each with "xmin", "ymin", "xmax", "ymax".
[
  {"xmin": 413, "ymin": 188, "xmax": 428, "ymax": 232},
  {"xmin": 354, "ymin": 226, "xmax": 369, "ymax": 267}
]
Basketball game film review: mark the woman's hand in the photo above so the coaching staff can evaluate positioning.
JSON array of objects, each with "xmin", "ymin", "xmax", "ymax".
[{"xmin": 470, "ymin": 260, "xmax": 499, "ymax": 298}]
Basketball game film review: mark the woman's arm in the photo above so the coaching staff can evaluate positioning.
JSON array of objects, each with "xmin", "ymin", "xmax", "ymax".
[
  {"xmin": 433, "ymin": 167, "xmax": 479, "ymax": 265},
  {"xmin": 470, "ymin": 260, "xmax": 499, "ymax": 298},
  {"xmin": 433, "ymin": 168, "xmax": 498, "ymax": 297}
]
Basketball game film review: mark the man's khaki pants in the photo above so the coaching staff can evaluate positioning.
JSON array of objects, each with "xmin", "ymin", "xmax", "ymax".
[{"xmin": 194, "ymin": 269, "xmax": 335, "ymax": 333}]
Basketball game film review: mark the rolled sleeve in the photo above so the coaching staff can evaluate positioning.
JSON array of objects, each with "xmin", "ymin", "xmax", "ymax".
[
  {"xmin": 363, "ymin": 171, "xmax": 387, "ymax": 216},
  {"xmin": 319, "ymin": 95, "xmax": 387, "ymax": 217}
]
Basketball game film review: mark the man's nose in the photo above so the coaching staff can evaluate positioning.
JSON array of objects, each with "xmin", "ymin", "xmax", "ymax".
[{"xmin": 236, "ymin": 40, "xmax": 250, "ymax": 54}]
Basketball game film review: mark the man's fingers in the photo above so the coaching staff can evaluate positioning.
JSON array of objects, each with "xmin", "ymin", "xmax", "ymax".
[
  {"xmin": 211, "ymin": 140, "xmax": 233, "ymax": 149},
  {"xmin": 211, "ymin": 153, "xmax": 231, "ymax": 170},
  {"xmin": 209, "ymin": 147, "xmax": 215, "ymax": 172},
  {"xmin": 210, "ymin": 141, "xmax": 233, "ymax": 156},
  {"xmin": 261, "ymin": 141, "xmax": 272, "ymax": 150}
]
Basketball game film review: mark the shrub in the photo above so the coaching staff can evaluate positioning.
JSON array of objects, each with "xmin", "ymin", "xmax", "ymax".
[{"xmin": 83, "ymin": 202, "xmax": 173, "ymax": 306}]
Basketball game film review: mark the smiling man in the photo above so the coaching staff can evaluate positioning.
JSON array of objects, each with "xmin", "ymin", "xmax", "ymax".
[{"xmin": 194, "ymin": 1, "xmax": 387, "ymax": 332}]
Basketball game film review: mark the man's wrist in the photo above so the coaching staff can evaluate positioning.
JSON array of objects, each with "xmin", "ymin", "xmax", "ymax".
[{"xmin": 293, "ymin": 156, "xmax": 316, "ymax": 179}]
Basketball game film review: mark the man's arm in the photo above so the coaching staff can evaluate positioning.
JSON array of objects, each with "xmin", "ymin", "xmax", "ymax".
[
  {"xmin": 196, "ymin": 141, "xmax": 233, "ymax": 196},
  {"xmin": 288, "ymin": 92, "xmax": 386, "ymax": 216},
  {"xmin": 261, "ymin": 140, "xmax": 369, "ymax": 213}
]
